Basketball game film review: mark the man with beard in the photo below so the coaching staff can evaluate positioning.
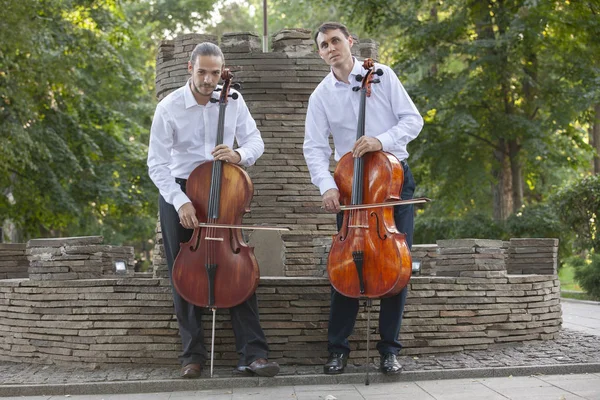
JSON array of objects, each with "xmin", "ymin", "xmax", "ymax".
[{"xmin": 147, "ymin": 42, "xmax": 279, "ymax": 379}]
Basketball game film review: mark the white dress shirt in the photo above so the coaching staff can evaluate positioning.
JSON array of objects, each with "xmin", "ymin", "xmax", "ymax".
[
  {"xmin": 147, "ymin": 80, "xmax": 264, "ymax": 211},
  {"xmin": 303, "ymin": 58, "xmax": 423, "ymax": 195}
]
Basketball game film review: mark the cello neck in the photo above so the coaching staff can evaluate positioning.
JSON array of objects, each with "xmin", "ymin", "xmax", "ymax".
[
  {"xmin": 351, "ymin": 60, "xmax": 377, "ymax": 206},
  {"xmin": 207, "ymin": 69, "xmax": 235, "ymax": 220}
]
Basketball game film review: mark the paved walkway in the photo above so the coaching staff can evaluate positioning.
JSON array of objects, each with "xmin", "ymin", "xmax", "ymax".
[
  {"xmin": 1, "ymin": 372, "xmax": 599, "ymax": 399},
  {"xmin": 562, "ymin": 298, "xmax": 600, "ymax": 337},
  {"xmin": 1, "ymin": 298, "xmax": 599, "ymax": 399}
]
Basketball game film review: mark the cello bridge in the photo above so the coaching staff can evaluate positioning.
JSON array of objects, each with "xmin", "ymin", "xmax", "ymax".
[
  {"xmin": 348, "ymin": 224, "xmax": 369, "ymax": 228},
  {"xmin": 204, "ymin": 237, "xmax": 224, "ymax": 242}
]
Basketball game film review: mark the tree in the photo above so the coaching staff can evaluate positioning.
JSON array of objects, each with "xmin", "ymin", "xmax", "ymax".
[
  {"xmin": 0, "ymin": 0, "xmax": 160, "ymax": 246},
  {"xmin": 322, "ymin": 0, "xmax": 599, "ymax": 221}
]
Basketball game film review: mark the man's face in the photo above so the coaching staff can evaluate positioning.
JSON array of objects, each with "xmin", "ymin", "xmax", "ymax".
[
  {"xmin": 316, "ymin": 29, "xmax": 354, "ymax": 68},
  {"xmin": 188, "ymin": 55, "xmax": 223, "ymax": 97}
]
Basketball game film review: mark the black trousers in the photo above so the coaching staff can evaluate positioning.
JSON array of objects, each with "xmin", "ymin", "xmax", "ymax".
[
  {"xmin": 159, "ymin": 180, "xmax": 269, "ymax": 367},
  {"xmin": 328, "ymin": 161, "xmax": 415, "ymax": 357}
]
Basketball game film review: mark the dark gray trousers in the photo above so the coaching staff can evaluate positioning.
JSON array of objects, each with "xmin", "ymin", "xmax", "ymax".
[
  {"xmin": 159, "ymin": 181, "xmax": 269, "ymax": 367},
  {"xmin": 328, "ymin": 162, "xmax": 415, "ymax": 357}
]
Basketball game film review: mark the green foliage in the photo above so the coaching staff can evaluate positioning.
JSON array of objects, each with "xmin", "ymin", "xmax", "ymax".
[
  {"xmin": 553, "ymin": 174, "xmax": 600, "ymax": 253},
  {"xmin": 571, "ymin": 253, "xmax": 600, "ymax": 299},
  {"xmin": 204, "ymin": 0, "xmax": 360, "ymax": 45},
  {"xmin": 324, "ymin": 0, "xmax": 599, "ymax": 219},
  {"xmin": 0, "ymin": 0, "xmax": 161, "ymax": 248},
  {"xmin": 415, "ymin": 201, "xmax": 575, "ymax": 267},
  {"xmin": 558, "ymin": 262, "xmax": 581, "ymax": 292},
  {"xmin": 414, "ymin": 212, "xmax": 507, "ymax": 244}
]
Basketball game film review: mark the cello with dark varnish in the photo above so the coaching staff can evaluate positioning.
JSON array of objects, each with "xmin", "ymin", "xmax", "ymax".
[
  {"xmin": 327, "ymin": 58, "xmax": 429, "ymax": 384},
  {"xmin": 171, "ymin": 69, "xmax": 288, "ymax": 377}
]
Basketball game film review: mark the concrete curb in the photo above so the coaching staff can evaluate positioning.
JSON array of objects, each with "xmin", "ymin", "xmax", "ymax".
[
  {"xmin": 2, "ymin": 363, "xmax": 600, "ymax": 397},
  {"xmin": 561, "ymin": 297, "xmax": 600, "ymax": 306}
]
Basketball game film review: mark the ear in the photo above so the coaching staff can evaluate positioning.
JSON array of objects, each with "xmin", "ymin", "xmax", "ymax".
[
  {"xmin": 348, "ymin": 35, "xmax": 354, "ymax": 48},
  {"xmin": 188, "ymin": 61, "xmax": 193, "ymax": 74}
]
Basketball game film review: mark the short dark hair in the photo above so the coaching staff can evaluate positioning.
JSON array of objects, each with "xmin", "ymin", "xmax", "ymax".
[
  {"xmin": 189, "ymin": 42, "xmax": 224, "ymax": 65},
  {"xmin": 314, "ymin": 22, "xmax": 351, "ymax": 48}
]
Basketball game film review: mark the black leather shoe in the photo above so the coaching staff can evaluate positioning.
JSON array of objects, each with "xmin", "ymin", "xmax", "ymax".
[
  {"xmin": 247, "ymin": 358, "xmax": 280, "ymax": 377},
  {"xmin": 324, "ymin": 352, "xmax": 348, "ymax": 375},
  {"xmin": 380, "ymin": 353, "xmax": 402, "ymax": 375}
]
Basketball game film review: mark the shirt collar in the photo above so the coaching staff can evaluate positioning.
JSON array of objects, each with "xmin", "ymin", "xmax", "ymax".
[
  {"xmin": 329, "ymin": 58, "xmax": 363, "ymax": 87},
  {"xmin": 183, "ymin": 79, "xmax": 219, "ymax": 108},
  {"xmin": 183, "ymin": 80, "xmax": 198, "ymax": 109}
]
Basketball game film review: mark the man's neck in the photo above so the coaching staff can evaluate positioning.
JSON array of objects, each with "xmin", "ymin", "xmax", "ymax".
[{"xmin": 331, "ymin": 58, "xmax": 355, "ymax": 84}]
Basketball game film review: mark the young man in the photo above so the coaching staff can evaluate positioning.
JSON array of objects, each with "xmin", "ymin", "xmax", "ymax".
[
  {"xmin": 303, "ymin": 22, "xmax": 424, "ymax": 375},
  {"xmin": 147, "ymin": 42, "xmax": 279, "ymax": 379}
]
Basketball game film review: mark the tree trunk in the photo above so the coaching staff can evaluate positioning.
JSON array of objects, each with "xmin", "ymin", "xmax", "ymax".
[
  {"xmin": 592, "ymin": 103, "xmax": 600, "ymax": 175},
  {"xmin": 492, "ymin": 140, "xmax": 513, "ymax": 220},
  {"xmin": 509, "ymin": 139, "xmax": 523, "ymax": 212}
]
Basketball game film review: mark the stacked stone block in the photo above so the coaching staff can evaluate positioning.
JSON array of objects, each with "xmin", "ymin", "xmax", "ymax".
[
  {"xmin": 0, "ymin": 271, "xmax": 561, "ymax": 365},
  {"xmin": 0, "ymin": 277, "xmax": 179, "ymax": 365},
  {"xmin": 507, "ymin": 238, "xmax": 558, "ymax": 275},
  {"xmin": 152, "ymin": 219, "xmax": 169, "ymax": 279},
  {"xmin": 411, "ymin": 244, "xmax": 438, "ymax": 276},
  {"xmin": 403, "ymin": 273, "xmax": 561, "ymax": 354},
  {"xmin": 0, "ymin": 243, "xmax": 28, "ymax": 279},
  {"xmin": 436, "ymin": 239, "xmax": 507, "ymax": 278},
  {"xmin": 26, "ymin": 236, "xmax": 135, "ymax": 281}
]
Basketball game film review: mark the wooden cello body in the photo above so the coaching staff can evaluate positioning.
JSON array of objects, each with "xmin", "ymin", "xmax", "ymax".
[
  {"xmin": 171, "ymin": 69, "xmax": 259, "ymax": 310},
  {"xmin": 327, "ymin": 59, "xmax": 412, "ymax": 300}
]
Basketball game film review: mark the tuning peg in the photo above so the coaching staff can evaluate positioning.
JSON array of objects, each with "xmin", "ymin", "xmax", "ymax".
[
  {"xmin": 232, "ymin": 83, "xmax": 241, "ymax": 90},
  {"xmin": 372, "ymin": 79, "xmax": 381, "ymax": 84},
  {"xmin": 375, "ymin": 69, "xmax": 383, "ymax": 76},
  {"xmin": 229, "ymin": 93, "xmax": 239, "ymax": 100},
  {"xmin": 209, "ymin": 98, "xmax": 219, "ymax": 103},
  {"xmin": 355, "ymin": 75, "xmax": 363, "ymax": 81},
  {"xmin": 352, "ymin": 86, "xmax": 361, "ymax": 92}
]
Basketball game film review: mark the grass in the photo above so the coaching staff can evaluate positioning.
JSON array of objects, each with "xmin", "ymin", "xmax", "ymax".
[
  {"xmin": 559, "ymin": 263, "xmax": 600, "ymax": 301},
  {"xmin": 558, "ymin": 263, "xmax": 582, "ymax": 291},
  {"xmin": 561, "ymin": 291, "xmax": 600, "ymax": 301}
]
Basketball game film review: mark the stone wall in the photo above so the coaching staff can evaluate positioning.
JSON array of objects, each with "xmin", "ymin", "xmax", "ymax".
[
  {"xmin": 411, "ymin": 244, "xmax": 438, "ymax": 276},
  {"xmin": 26, "ymin": 236, "xmax": 135, "ymax": 280},
  {"xmin": 507, "ymin": 238, "xmax": 558, "ymax": 275},
  {"xmin": 153, "ymin": 29, "xmax": 378, "ymax": 278},
  {"xmin": 0, "ymin": 236, "xmax": 561, "ymax": 366},
  {"xmin": 0, "ymin": 243, "xmax": 28, "ymax": 279}
]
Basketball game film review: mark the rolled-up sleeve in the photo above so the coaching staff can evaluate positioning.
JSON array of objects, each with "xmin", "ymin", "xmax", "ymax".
[
  {"xmin": 147, "ymin": 105, "xmax": 190, "ymax": 211},
  {"xmin": 303, "ymin": 94, "xmax": 337, "ymax": 195}
]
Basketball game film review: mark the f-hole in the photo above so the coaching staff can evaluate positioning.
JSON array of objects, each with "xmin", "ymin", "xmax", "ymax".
[{"xmin": 370, "ymin": 211, "xmax": 387, "ymax": 240}]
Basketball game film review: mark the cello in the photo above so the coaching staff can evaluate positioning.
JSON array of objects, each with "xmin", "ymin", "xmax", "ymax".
[
  {"xmin": 171, "ymin": 69, "xmax": 288, "ymax": 376},
  {"xmin": 327, "ymin": 59, "xmax": 429, "ymax": 384}
]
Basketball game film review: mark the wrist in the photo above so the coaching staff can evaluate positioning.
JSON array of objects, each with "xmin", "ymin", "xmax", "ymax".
[{"xmin": 233, "ymin": 150, "xmax": 242, "ymax": 164}]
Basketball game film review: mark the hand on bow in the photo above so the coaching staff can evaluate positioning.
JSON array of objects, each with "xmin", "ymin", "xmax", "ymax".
[
  {"xmin": 322, "ymin": 188, "xmax": 341, "ymax": 213},
  {"xmin": 212, "ymin": 144, "xmax": 241, "ymax": 164},
  {"xmin": 178, "ymin": 202, "xmax": 199, "ymax": 229}
]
